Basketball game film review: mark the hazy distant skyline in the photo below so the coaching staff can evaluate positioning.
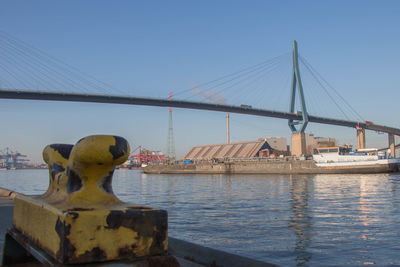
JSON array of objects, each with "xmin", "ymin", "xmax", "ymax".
[{"xmin": 1, "ymin": 1, "xmax": 400, "ymax": 163}]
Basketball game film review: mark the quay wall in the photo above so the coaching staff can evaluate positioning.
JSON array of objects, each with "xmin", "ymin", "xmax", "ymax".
[
  {"xmin": 144, "ymin": 159, "xmax": 397, "ymax": 174},
  {"xmin": 0, "ymin": 187, "xmax": 21, "ymax": 199}
]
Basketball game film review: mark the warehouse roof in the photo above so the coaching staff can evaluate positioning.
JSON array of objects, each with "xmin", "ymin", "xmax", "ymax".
[{"xmin": 184, "ymin": 140, "xmax": 272, "ymax": 160}]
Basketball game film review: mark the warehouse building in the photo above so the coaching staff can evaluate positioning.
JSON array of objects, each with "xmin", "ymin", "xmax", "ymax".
[{"xmin": 184, "ymin": 137, "xmax": 288, "ymax": 160}]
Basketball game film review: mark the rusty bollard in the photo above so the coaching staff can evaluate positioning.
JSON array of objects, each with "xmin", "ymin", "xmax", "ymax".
[{"xmin": 12, "ymin": 135, "xmax": 170, "ymax": 264}]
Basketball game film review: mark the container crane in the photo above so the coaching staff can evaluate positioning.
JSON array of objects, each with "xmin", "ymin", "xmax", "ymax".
[
  {"xmin": 0, "ymin": 148, "xmax": 29, "ymax": 169},
  {"xmin": 129, "ymin": 146, "xmax": 166, "ymax": 167}
]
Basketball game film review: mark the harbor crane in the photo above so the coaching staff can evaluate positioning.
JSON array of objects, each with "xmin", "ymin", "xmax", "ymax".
[{"xmin": 0, "ymin": 148, "xmax": 29, "ymax": 169}]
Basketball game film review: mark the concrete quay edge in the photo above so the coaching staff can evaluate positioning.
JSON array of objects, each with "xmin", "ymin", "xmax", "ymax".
[{"xmin": 0, "ymin": 187, "xmax": 21, "ymax": 199}]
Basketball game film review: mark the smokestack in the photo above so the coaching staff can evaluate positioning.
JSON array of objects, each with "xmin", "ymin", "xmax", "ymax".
[{"xmin": 226, "ymin": 113, "xmax": 230, "ymax": 144}]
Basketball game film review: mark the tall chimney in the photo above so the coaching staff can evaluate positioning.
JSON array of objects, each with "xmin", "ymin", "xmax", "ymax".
[{"xmin": 226, "ymin": 113, "xmax": 230, "ymax": 144}]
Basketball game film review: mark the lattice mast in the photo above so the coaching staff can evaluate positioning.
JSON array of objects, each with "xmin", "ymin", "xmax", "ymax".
[{"xmin": 166, "ymin": 92, "xmax": 176, "ymax": 160}]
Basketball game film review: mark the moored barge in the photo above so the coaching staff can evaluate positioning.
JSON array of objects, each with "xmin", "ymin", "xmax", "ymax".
[{"xmin": 144, "ymin": 147, "xmax": 400, "ymax": 175}]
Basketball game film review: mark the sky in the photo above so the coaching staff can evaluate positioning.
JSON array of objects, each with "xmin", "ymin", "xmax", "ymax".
[{"xmin": 0, "ymin": 0, "xmax": 400, "ymax": 163}]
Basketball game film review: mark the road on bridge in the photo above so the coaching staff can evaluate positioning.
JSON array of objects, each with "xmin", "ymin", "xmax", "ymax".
[{"xmin": 0, "ymin": 89, "xmax": 399, "ymax": 136}]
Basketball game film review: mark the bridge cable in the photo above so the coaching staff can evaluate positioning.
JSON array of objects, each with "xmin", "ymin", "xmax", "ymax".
[
  {"xmin": 0, "ymin": 62, "xmax": 31, "ymax": 89},
  {"xmin": 0, "ymin": 32, "xmax": 91, "ymax": 93},
  {"xmin": 228, "ymin": 53, "xmax": 292, "ymax": 109},
  {"xmin": 0, "ymin": 47, "xmax": 53, "ymax": 90},
  {"xmin": 0, "ymin": 41, "xmax": 82, "ymax": 92},
  {"xmin": 0, "ymin": 33, "xmax": 103, "ymax": 94},
  {"xmin": 182, "ymin": 55, "xmax": 286, "ymax": 104},
  {"xmin": 299, "ymin": 56, "xmax": 353, "ymax": 121},
  {"xmin": 183, "ymin": 56, "xmax": 282, "ymax": 99},
  {"xmin": 302, "ymin": 76, "xmax": 326, "ymax": 118},
  {"xmin": 173, "ymin": 52, "xmax": 290, "ymax": 99},
  {"xmin": 257, "ymin": 55, "xmax": 292, "ymax": 111},
  {"xmin": 227, "ymin": 61, "xmax": 284, "ymax": 106},
  {"xmin": 202, "ymin": 61, "xmax": 282, "ymax": 102},
  {"xmin": 300, "ymin": 55, "xmax": 364, "ymax": 122},
  {"xmin": 300, "ymin": 55, "xmax": 364, "ymax": 121},
  {"xmin": 0, "ymin": 37, "xmax": 94, "ymax": 93},
  {"xmin": 0, "ymin": 31, "xmax": 128, "ymax": 95}
]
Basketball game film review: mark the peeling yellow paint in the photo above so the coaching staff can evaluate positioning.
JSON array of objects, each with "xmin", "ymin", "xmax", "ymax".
[{"xmin": 13, "ymin": 135, "xmax": 168, "ymax": 264}]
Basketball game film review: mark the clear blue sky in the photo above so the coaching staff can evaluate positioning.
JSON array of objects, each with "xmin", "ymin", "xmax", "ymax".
[{"xmin": 1, "ymin": 0, "xmax": 400, "ymax": 163}]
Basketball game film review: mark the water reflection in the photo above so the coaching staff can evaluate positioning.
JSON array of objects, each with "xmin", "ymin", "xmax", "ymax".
[
  {"xmin": 289, "ymin": 176, "xmax": 313, "ymax": 267},
  {"xmin": 1, "ymin": 170, "xmax": 400, "ymax": 266},
  {"xmin": 389, "ymin": 174, "xmax": 400, "ymax": 212},
  {"xmin": 166, "ymin": 174, "xmax": 177, "ymax": 209},
  {"xmin": 224, "ymin": 176, "xmax": 232, "ymax": 201}
]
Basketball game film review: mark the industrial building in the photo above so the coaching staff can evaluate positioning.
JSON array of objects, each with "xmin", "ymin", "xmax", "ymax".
[
  {"xmin": 121, "ymin": 147, "xmax": 166, "ymax": 168},
  {"xmin": 183, "ymin": 134, "xmax": 336, "ymax": 161},
  {"xmin": 184, "ymin": 137, "xmax": 288, "ymax": 160},
  {"xmin": 304, "ymin": 134, "xmax": 336, "ymax": 155}
]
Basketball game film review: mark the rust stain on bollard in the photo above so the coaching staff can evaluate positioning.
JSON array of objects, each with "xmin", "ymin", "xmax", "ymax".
[{"xmin": 13, "ymin": 135, "xmax": 169, "ymax": 264}]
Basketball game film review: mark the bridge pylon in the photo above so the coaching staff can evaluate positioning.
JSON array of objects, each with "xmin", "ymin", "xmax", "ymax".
[
  {"xmin": 288, "ymin": 40, "xmax": 309, "ymax": 134},
  {"xmin": 356, "ymin": 126, "xmax": 366, "ymax": 150},
  {"xmin": 388, "ymin": 133, "xmax": 396, "ymax": 157},
  {"xmin": 289, "ymin": 41, "xmax": 309, "ymax": 156}
]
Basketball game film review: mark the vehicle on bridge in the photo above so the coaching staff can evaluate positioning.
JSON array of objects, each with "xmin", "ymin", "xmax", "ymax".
[{"xmin": 240, "ymin": 104, "xmax": 252, "ymax": 109}]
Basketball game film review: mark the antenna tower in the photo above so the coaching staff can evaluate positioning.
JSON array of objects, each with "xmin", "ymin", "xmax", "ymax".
[{"xmin": 166, "ymin": 92, "xmax": 176, "ymax": 160}]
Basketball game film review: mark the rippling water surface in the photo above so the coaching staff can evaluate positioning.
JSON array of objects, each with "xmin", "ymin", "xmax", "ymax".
[{"xmin": 1, "ymin": 169, "xmax": 400, "ymax": 267}]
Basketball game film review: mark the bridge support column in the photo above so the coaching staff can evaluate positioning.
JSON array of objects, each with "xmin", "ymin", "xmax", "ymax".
[
  {"xmin": 357, "ymin": 128, "xmax": 366, "ymax": 150},
  {"xmin": 291, "ymin": 132, "xmax": 306, "ymax": 156},
  {"xmin": 388, "ymin": 133, "xmax": 396, "ymax": 158}
]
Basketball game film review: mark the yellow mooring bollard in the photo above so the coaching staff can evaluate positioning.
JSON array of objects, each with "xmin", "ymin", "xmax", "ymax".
[{"xmin": 12, "ymin": 135, "xmax": 169, "ymax": 264}]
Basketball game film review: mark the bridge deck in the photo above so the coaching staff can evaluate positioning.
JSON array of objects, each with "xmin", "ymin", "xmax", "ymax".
[{"xmin": 0, "ymin": 89, "xmax": 399, "ymax": 135}]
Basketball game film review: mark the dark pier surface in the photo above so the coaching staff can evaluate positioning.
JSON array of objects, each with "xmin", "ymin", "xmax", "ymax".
[{"xmin": 0, "ymin": 190, "xmax": 15, "ymax": 264}]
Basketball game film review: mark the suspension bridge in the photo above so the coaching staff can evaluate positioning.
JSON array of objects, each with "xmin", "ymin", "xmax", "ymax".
[{"xmin": 0, "ymin": 32, "xmax": 398, "ymax": 156}]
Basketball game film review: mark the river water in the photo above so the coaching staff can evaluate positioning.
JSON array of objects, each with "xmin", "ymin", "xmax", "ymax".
[{"xmin": 1, "ymin": 169, "xmax": 399, "ymax": 267}]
